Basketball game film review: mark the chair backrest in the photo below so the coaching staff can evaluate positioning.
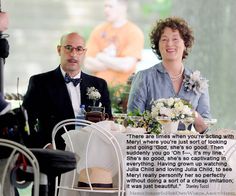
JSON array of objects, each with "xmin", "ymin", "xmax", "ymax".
[
  {"xmin": 0, "ymin": 139, "xmax": 40, "ymax": 196},
  {"xmin": 52, "ymin": 119, "xmax": 125, "ymax": 196}
]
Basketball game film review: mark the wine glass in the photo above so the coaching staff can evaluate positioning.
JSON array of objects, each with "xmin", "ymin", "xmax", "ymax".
[
  {"xmin": 182, "ymin": 117, "xmax": 194, "ymax": 131},
  {"xmin": 156, "ymin": 116, "xmax": 172, "ymax": 134}
]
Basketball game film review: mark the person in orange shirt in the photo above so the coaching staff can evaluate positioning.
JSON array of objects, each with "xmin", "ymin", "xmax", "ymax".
[{"xmin": 84, "ymin": 0, "xmax": 144, "ymax": 86}]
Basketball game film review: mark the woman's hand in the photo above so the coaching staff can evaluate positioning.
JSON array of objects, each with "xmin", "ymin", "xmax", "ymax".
[{"xmin": 194, "ymin": 111, "xmax": 208, "ymax": 134}]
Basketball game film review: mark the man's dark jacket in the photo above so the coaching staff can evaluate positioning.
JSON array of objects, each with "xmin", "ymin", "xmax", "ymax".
[{"xmin": 23, "ymin": 66, "xmax": 112, "ymax": 149}]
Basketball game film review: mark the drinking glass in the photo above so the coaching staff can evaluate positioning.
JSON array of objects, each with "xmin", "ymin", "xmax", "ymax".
[{"xmin": 182, "ymin": 117, "xmax": 194, "ymax": 131}]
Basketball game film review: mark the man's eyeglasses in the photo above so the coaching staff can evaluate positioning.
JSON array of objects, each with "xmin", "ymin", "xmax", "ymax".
[{"xmin": 63, "ymin": 45, "xmax": 86, "ymax": 54}]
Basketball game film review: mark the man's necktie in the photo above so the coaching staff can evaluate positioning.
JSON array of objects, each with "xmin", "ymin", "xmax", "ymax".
[{"xmin": 64, "ymin": 73, "xmax": 81, "ymax": 87}]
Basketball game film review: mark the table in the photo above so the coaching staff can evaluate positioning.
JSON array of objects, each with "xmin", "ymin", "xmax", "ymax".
[
  {"xmin": 58, "ymin": 121, "xmax": 127, "ymax": 196},
  {"xmin": 58, "ymin": 121, "xmax": 236, "ymax": 196}
]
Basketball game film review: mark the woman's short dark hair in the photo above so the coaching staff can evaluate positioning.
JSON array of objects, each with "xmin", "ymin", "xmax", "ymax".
[{"xmin": 150, "ymin": 17, "xmax": 194, "ymax": 60}]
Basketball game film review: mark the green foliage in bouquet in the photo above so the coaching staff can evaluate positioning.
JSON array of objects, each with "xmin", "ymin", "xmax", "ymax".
[{"xmin": 126, "ymin": 109, "xmax": 162, "ymax": 135}]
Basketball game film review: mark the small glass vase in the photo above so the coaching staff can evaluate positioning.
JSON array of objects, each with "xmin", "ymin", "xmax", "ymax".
[{"xmin": 92, "ymin": 100, "xmax": 96, "ymax": 106}]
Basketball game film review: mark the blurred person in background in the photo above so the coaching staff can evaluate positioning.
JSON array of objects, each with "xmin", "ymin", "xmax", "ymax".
[
  {"xmin": 0, "ymin": 11, "xmax": 11, "ymax": 121},
  {"xmin": 0, "ymin": 11, "xmax": 20, "ymax": 196},
  {"xmin": 84, "ymin": 0, "xmax": 144, "ymax": 86}
]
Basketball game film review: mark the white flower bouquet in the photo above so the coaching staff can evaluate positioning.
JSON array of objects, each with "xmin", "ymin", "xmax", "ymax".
[
  {"xmin": 86, "ymin": 87, "xmax": 101, "ymax": 106},
  {"xmin": 151, "ymin": 97, "xmax": 194, "ymax": 122}
]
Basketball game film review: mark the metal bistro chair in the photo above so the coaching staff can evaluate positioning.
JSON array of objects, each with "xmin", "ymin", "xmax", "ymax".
[
  {"xmin": 51, "ymin": 119, "xmax": 125, "ymax": 196},
  {"xmin": 0, "ymin": 139, "xmax": 40, "ymax": 196}
]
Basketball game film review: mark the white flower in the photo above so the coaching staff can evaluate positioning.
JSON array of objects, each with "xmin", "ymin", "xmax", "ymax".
[
  {"xmin": 191, "ymin": 70, "xmax": 201, "ymax": 81},
  {"xmin": 167, "ymin": 97, "xmax": 175, "ymax": 106},
  {"xmin": 86, "ymin": 87, "xmax": 101, "ymax": 100},
  {"xmin": 160, "ymin": 107, "xmax": 172, "ymax": 117},
  {"xmin": 184, "ymin": 70, "xmax": 209, "ymax": 94},
  {"xmin": 151, "ymin": 98, "xmax": 194, "ymax": 121}
]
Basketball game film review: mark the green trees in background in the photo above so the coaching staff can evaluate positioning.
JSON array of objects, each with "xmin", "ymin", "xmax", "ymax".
[{"xmin": 4, "ymin": 0, "xmax": 236, "ymax": 129}]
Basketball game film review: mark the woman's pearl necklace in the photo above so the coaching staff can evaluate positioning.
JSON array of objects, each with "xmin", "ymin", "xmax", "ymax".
[{"xmin": 170, "ymin": 66, "xmax": 184, "ymax": 81}]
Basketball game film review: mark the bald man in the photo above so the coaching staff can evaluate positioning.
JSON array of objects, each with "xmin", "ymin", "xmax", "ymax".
[{"xmin": 23, "ymin": 32, "xmax": 112, "ymax": 149}]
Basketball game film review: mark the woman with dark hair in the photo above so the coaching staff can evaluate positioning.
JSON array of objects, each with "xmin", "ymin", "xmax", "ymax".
[{"xmin": 127, "ymin": 17, "xmax": 210, "ymax": 133}]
